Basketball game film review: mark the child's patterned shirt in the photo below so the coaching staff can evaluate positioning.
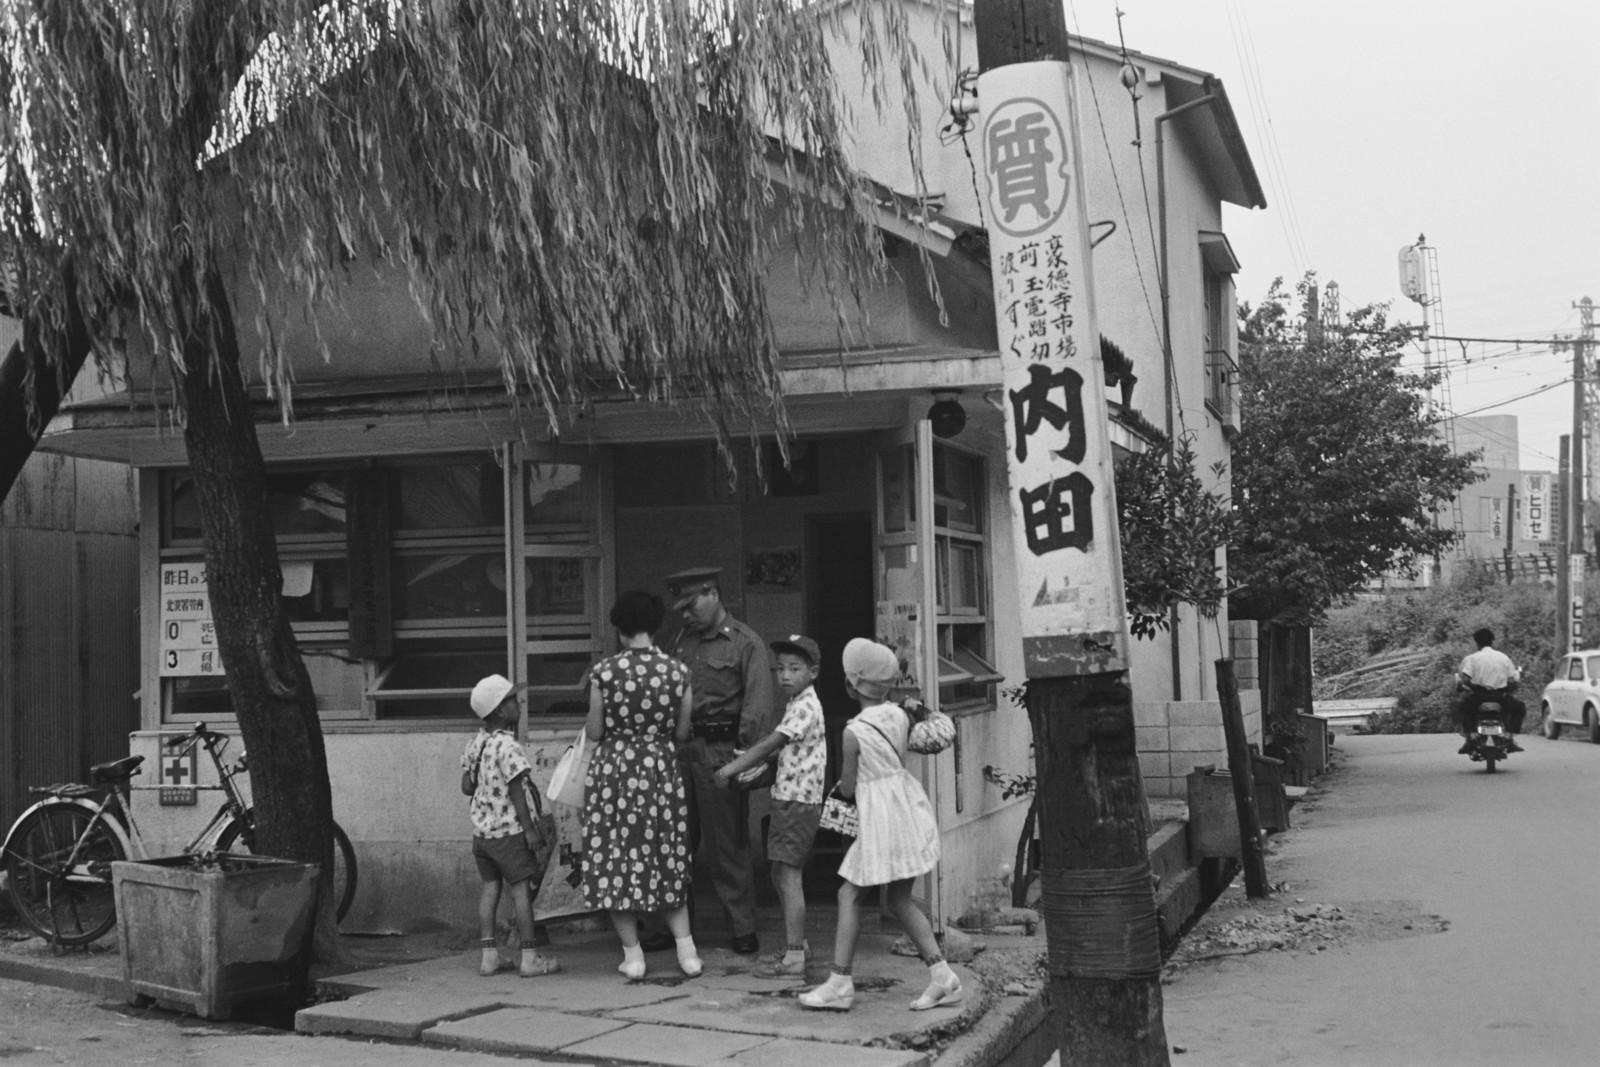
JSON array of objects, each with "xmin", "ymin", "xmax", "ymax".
[
  {"xmin": 772, "ymin": 685, "xmax": 826, "ymax": 804},
  {"xmin": 462, "ymin": 728, "xmax": 533, "ymax": 838}
]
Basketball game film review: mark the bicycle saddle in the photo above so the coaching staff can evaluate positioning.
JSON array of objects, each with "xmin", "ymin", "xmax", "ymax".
[{"xmin": 89, "ymin": 755, "xmax": 145, "ymax": 782}]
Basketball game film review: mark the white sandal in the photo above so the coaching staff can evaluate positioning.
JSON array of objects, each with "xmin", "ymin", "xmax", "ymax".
[
  {"xmin": 910, "ymin": 974, "xmax": 963, "ymax": 1010},
  {"xmin": 799, "ymin": 978, "xmax": 855, "ymax": 1011}
]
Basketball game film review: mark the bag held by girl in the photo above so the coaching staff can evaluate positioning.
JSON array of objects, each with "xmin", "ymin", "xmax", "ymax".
[
  {"xmin": 907, "ymin": 709, "xmax": 956, "ymax": 754},
  {"xmin": 818, "ymin": 785, "xmax": 859, "ymax": 837},
  {"xmin": 546, "ymin": 731, "xmax": 591, "ymax": 807}
]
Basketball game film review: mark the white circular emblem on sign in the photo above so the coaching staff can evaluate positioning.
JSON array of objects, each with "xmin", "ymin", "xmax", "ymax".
[{"xmin": 982, "ymin": 97, "xmax": 1071, "ymax": 239}]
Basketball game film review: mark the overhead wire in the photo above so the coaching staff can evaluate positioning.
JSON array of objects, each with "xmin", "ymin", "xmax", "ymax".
[
  {"xmin": 1223, "ymin": 1, "xmax": 1309, "ymax": 273},
  {"xmin": 1063, "ymin": 2, "xmax": 1165, "ymax": 351},
  {"xmin": 1104, "ymin": 5, "xmax": 1192, "ymax": 439}
]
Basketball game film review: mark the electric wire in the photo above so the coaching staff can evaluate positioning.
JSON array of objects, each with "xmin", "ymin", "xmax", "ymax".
[
  {"xmin": 1064, "ymin": 2, "xmax": 1164, "ymax": 350},
  {"xmin": 1103, "ymin": 6, "xmax": 1191, "ymax": 439},
  {"xmin": 1223, "ymin": 1, "xmax": 1309, "ymax": 273}
]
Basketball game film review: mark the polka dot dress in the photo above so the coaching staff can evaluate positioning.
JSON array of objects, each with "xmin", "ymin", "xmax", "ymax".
[{"xmin": 582, "ymin": 648, "xmax": 692, "ymax": 912}]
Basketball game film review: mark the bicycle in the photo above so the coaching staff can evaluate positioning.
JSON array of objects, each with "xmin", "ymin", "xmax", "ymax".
[{"xmin": 0, "ymin": 722, "xmax": 357, "ymax": 946}]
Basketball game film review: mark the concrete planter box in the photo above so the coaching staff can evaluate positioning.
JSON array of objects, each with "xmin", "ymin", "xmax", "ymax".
[{"xmin": 112, "ymin": 854, "xmax": 319, "ymax": 1019}]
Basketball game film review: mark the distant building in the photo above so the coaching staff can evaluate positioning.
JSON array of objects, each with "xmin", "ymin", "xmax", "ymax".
[{"xmin": 1443, "ymin": 415, "xmax": 1557, "ymax": 583}]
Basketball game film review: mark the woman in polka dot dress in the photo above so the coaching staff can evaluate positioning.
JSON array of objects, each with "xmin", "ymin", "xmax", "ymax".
[{"xmin": 582, "ymin": 590, "xmax": 701, "ymax": 980}]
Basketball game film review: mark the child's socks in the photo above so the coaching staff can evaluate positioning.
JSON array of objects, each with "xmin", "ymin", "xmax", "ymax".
[
  {"xmin": 519, "ymin": 941, "xmax": 559, "ymax": 977},
  {"xmin": 676, "ymin": 935, "xmax": 703, "ymax": 977},
  {"xmin": 910, "ymin": 959, "xmax": 962, "ymax": 1010},
  {"xmin": 618, "ymin": 942, "xmax": 646, "ymax": 980},
  {"xmin": 478, "ymin": 938, "xmax": 501, "ymax": 976}
]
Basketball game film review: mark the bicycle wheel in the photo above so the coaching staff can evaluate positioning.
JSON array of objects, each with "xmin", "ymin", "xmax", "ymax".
[
  {"xmin": 4, "ymin": 802, "xmax": 124, "ymax": 946},
  {"xmin": 215, "ymin": 813, "xmax": 357, "ymax": 923}
]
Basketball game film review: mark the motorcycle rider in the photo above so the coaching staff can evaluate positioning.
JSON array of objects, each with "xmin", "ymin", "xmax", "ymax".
[{"xmin": 1456, "ymin": 627, "xmax": 1525, "ymax": 753}]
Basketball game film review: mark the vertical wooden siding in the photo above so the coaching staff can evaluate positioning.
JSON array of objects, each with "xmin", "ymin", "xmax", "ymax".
[{"xmin": 0, "ymin": 454, "xmax": 137, "ymax": 831}]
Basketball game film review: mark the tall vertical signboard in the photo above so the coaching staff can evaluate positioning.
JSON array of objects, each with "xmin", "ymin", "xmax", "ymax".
[
  {"xmin": 979, "ymin": 61, "xmax": 1127, "ymax": 676},
  {"xmin": 1522, "ymin": 473, "xmax": 1548, "ymax": 544}
]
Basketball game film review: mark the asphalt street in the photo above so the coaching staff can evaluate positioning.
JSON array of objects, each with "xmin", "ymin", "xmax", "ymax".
[{"xmin": 1161, "ymin": 732, "xmax": 1600, "ymax": 1067}]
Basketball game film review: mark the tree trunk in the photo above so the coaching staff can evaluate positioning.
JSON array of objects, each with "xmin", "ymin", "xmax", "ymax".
[
  {"xmin": 1028, "ymin": 675, "xmax": 1169, "ymax": 1066},
  {"xmin": 176, "ymin": 263, "xmax": 341, "ymax": 982},
  {"xmin": 1260, "ymin": 623, "xmax": 1313, "ymax": 749},
  {"xmin": 0, "ymin": 265, "xmax": 94, "ymax": 504}
]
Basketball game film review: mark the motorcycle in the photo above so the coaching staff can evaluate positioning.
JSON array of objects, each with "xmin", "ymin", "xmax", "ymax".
[{"xmin": 1459, "ymin": 682, "xmax": 1519, "ymax": 772}]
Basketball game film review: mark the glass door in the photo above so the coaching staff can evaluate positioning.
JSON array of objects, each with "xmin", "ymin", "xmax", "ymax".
[{"xmin": 874, "ymin": 419, "xmax": 943, "ymax": 926}]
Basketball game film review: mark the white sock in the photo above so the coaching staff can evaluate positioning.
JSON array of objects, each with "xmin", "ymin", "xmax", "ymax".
[
  {"xmin": 619, "ymin": 943, "xmax": 645, "ymax": 979},
  {"xmin": 827, "ymin": 971, "xmax": 855, "ymax": 992},
  {"xmin": 929, "ymin": 960, "xmax": 956, "ymax": 986},
  {"xmin": 676, "ymin": 936, "xmax": 703, "ymax": 975}
]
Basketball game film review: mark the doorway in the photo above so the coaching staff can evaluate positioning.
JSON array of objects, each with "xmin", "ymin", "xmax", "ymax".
[{"xmin": 802, "ymin": 512, "xmax": 874, "ymax": 892}]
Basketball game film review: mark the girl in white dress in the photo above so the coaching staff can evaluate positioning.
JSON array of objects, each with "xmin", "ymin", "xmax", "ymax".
[{"xmin": 799, "ymin": 639, "xmax": 962, "ymax": 1013}]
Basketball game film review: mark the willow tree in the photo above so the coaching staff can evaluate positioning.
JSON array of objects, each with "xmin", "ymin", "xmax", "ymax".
[{"xmin": 1, "ymin": 0, "xmax": 934, "ymax": 970}]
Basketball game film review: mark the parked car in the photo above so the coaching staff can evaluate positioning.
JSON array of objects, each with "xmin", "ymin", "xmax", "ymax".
[{"xmin": 1539, "ymin": 649, "xmax": 1600, "ymax": 742}]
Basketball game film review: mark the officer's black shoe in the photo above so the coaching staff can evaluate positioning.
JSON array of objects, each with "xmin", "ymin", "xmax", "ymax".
[
  {"xmin": 1506, "ymin": 738, "xmax": 1525, "ymax": 753},
  {"xmin": 731, "ymin": 932, "xmax": 760, "ymax": 955},
  {"xmin": 1457, "ymin": 741, "xmax": 1472, "ymax": 754},
  {"xmin": 639, "ymin": 931, "xmax": 676, "ymax": 952}
]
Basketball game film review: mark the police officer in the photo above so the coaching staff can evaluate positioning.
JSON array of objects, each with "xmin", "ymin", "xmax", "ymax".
[{"xmin": 641, "ymin": 565, "xmax": 776, "ymax": 955}]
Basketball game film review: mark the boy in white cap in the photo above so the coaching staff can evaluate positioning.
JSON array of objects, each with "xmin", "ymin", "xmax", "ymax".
[{"xmin": 460, "ymin": 674, "xmax": 560, "ymax": 977}]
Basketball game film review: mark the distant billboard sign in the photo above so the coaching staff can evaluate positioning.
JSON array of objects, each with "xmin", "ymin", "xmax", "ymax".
[{"xmin": 1523, "ymin": 473, "xmax": 1550, "ymax": 542}]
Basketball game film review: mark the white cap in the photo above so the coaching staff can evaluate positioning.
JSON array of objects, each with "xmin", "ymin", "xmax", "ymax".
[{"xmin": 470, "ymin": 674, "xmax": 523, "ymax": 718}]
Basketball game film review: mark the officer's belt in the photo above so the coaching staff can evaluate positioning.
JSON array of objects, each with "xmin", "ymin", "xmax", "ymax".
[{"xmin": 690, "ymin": 718, "xmax": 739, "ymax": 742}]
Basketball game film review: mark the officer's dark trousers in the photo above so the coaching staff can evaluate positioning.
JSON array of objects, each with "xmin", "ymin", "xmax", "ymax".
[{"xmin": 679, "ymin": 737, "xmax": 757, "ymax": 937}]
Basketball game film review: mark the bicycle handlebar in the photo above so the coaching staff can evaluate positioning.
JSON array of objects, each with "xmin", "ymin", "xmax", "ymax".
[{"xmin": 165, "ymin": 722, "xmax": 226, "ymax": 750}]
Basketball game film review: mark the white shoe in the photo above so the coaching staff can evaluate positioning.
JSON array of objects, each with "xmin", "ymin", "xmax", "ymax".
[
  {"xmin": 676, "ymin": 937, "xmax": 703, "ymax": 977},
  {"xmin": 799, "ymin": 976, "xmax": 855, "ymax": 1011},
  {"xmin": 619, "ymin": 944, "xmax": 646, "ymax": 980},
  {"xmin": 910, "ymin": 974, "xmax": 962, "ymax": 1011}
]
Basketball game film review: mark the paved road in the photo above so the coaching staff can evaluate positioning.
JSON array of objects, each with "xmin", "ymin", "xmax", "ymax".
[{"xmin": 1162, "ymin": 733, "xmax": 1600, "ymax": 1067}]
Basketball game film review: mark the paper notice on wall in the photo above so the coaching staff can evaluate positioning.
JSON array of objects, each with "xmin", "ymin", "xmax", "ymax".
[
  {"xmin": 876, "ymin": 601, "xmax": 923, "ymax": 698},
  {"xmin": 281, "ymin": 560, "xmax": 315, "ymax": 598}
]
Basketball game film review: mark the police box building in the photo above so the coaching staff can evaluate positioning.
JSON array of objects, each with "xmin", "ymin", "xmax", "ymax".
[{"xmin": 38, "ymin": 23, "xmax": 1265, "ymax": 932}]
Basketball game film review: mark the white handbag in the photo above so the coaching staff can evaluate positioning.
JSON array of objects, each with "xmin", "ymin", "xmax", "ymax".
[{"xmin": 545, "ymin": 730, "xmax": 591, "ymax": 807}]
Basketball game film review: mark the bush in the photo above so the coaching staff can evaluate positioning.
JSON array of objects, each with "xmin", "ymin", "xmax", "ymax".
[{"xmin": 1315, "ymin": 569, "xmax": 1573, "ymax": 734}]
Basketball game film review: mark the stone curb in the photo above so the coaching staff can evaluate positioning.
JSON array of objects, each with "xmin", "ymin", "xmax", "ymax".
[
  {"xmin": 932, "ymin": 980, "xmax": 1048, "ymax": 1067},
  {"xmin": 0, "ymin": 950, "xmax": 127, "ymax": 1001}
]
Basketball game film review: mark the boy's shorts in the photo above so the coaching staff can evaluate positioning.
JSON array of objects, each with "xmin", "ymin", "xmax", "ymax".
[
  {"xmin": 767, "ymin": 799, "xmax": 822, "ymax": 868},
  {"xmin": 473, "ymin": 833, "xmax": 542, "ymax": 885}
]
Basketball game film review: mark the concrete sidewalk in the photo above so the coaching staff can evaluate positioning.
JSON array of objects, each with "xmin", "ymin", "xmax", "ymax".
[
  {"xmin": 1, "ymin": 800, "xmax": 1204, "ymax": 1064},
  {"xmin": 0, "ymin": 909, "xmax": 1052, "ymax": 1067},
  {"xmin": 301, "ymin": 921, "xmax": 1019, "ymax": 1067}
]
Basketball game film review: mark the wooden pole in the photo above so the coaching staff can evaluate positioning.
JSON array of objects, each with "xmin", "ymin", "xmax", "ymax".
[
  {"xmin": 973, "ymin": 5, "xmax": 1169, "ymax": 1064},
  {"xmin": 1215, "ymin": 659, "xmax": 1267, "ymax": 897},
  {"xmin": 1558, "ymin": 436, "xmax": 1570, "ymax": 658},
  {"xmin": 1504, "ymin": 483, "xmax": 1516, "ymax": 585}
]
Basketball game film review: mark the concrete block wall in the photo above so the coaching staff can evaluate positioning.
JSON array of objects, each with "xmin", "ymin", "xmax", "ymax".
[
  {"xmin": 1135, "ymin": 691, "xmax": 1263, "ymax": 798},
  {"xmin": 1229, "ymin": 620, "xmax": 1260, "ymax": 690}
]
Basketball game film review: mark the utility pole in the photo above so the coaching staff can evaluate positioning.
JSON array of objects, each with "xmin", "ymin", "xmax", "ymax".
[
  {"xmin": 1556, "ymin": 297, "xmax": 1593, "ymax": 650},
  {"xmin": 1557, "ymin": 436, "xmax": 1571, "ymax": 658},
  {"xmin": 1504, "ymin": 483, "xmax": 1516, "ymax": 585},
  {"xmin": 973, "ymin": 5, "xmax": 1168, "ymax": 1063}
]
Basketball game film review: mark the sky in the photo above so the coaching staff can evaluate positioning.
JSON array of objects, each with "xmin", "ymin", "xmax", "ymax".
[{"xmin": 1061, "ymin": 1, "xmax": 1600, "ymax": 472}]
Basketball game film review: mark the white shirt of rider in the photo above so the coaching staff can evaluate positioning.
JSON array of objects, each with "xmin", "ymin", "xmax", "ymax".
[{"xmin": 1459, "ymin": 646, "xmax": 1519, "ymax": 689}]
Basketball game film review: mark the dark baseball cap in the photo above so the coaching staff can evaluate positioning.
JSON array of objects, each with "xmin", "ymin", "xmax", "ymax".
[{"xmin": 770, "ymin": 634, "xmax": 821, "ymax": 666}]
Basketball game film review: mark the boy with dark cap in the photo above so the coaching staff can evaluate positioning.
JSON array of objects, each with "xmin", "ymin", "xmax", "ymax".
[{"xmin": 716, "ymin": 634, "xmax": 826, "ymax": 977}]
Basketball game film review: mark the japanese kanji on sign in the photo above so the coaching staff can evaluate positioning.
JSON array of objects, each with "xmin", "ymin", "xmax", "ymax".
[{"xmin": 978, "ymin": 61, "xmax": 1127, "ymax": 676}]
